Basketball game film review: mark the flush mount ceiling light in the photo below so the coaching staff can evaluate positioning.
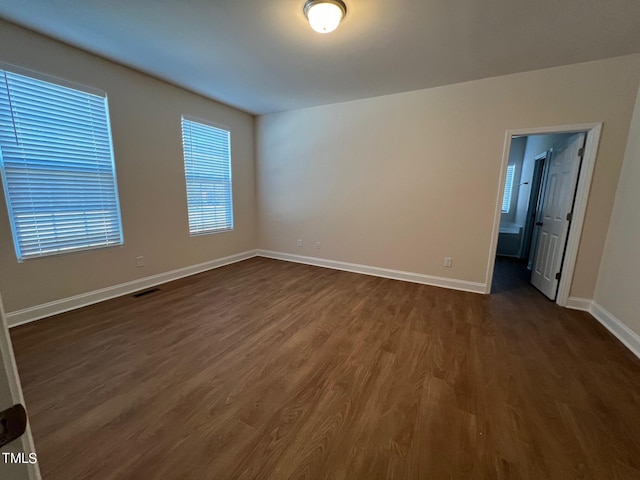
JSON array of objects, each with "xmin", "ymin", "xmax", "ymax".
[{"xmin": 303, "ymin": 0, "xmax": 347, "ymax": 34}]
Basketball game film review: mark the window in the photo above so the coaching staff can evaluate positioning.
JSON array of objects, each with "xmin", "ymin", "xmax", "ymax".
[
  {"xmin": 0, "ymin": 68, "xmax": 123, "ymax": 261},
  {"xmin": 502, "ymin": 164, "xmax": 515, "ymax": 213},
  {"xmin": 181, "ymin": 116, "xmax": 233, "ymax": 235}
]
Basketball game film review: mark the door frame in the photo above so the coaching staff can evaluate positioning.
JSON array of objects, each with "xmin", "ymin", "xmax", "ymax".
[
  {"xmin": 0, "ymin": 293, "xmax": 41, "ymax": 480},
  {"xmin": 484, "ymin": 122, "xmax": 603, "ymax": 307}
]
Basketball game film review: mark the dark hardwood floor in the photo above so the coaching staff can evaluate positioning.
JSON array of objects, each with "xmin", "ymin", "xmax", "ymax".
[{"xmin": 10, "ymin": 257, "xmax": 640, "ymax": 479}]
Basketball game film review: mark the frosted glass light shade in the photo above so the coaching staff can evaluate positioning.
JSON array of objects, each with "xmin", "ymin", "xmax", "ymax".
[{"xmin": 304, "ymin": 0, "xmax": 347, "ymax": 34}]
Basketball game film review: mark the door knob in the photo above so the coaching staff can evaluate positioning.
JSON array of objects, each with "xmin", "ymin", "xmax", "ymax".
[{"xmin": 0, "ymin": 404, "xmax": 27, "ymax": 448}]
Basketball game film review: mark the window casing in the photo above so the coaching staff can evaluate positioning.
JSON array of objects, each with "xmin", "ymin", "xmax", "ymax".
[
  {"xmin": 181, "ymin": 116, "xmax": 233, "ymax": 235},
  {"xmin": 502, "ymin": 164, "xmax": 515, "ymax": 213},
  {"xmin": 0, "ymin": 67, "xmax": 123, "ymax": 261}
]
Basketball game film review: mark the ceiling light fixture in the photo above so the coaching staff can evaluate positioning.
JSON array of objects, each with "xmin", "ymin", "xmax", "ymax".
[{"xmin": 303, "ymin": 0, "xmax": 347, "ymax": 34}]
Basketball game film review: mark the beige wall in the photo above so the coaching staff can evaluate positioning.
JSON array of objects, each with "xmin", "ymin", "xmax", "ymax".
[
  {"xmin": 257, "ymin": 55, "xmax": 640, "ymax": 297},
  {"xmin": 595, "ymin": 84, "xmax": 640, "ymax": 335},
  {"xmin": 1, "ymin": 19, "xmax": 639, "ymax": 315},
  {"xmin": 0, "ymin": 20, "xmax": 257, "ymax": 313}
]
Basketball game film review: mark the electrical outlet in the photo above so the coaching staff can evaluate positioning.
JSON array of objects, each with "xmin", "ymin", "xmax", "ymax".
[
  {"xmin": 297, "ymin": 239, "xmax": 303, "ymax": 247},
  {"xmin": 316, "ymin": 242, "xmax": 321, "ymax": 249},
  {"xmin": 136, "ymin": 256, "xmax": 144, "ymax": 267},
  {"xmin": 444, "ymin": 257, "xmax": 452, "ymax": 268}
]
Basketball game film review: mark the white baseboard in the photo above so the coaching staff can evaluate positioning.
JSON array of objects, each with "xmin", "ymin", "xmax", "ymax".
[
  {"xmin": 6, "ymin": 250, "xmax": 258, "ymax": 328},
  {"xmin": 9, "ymin": 249, "xmax": 639, "ymax": 363},
  {"xmin": 566, "ymin": 296, "xmax": 593, "ymax": 311},
  {"xmin": 590, "ymin": 302, "xmax": 640, "ymax": 360},
  {"xmin": 262, "ymin": 252, "xmax": 639, "ymax": 361},
  {"xmin": 557, "ymin": 297, "xmax": 640, "ymax": 360},
  {"xmin": 257, "ymin": 250, "xmax": 486, "ymax": 294}
]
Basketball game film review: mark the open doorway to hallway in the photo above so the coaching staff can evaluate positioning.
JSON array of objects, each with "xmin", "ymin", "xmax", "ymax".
[{"xmin": 490, "ymin": 131, "xmax": 588, "ymax": 300}]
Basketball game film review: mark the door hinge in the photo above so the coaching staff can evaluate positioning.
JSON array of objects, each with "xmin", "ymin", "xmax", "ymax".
[
  {"xmin": 566, "ymin": 212, "xmax": 573, "ymax": 222},
  {"xmin": 578, "ymin": 147, "xmax": 585, "ymax": 157},
  {"xmin": 555, "ymin": 272, "xmax": 562, "ymax": 280}
]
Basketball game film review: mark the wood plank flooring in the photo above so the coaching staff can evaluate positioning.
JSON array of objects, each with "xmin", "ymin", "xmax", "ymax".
[{"xmin": 9, "ymin": 257, "xmax": 640, "ymax": 479}]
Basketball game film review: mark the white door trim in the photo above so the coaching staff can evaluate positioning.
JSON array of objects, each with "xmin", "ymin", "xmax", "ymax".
[
  {"xmin": 485, "ymin": 122, "xmax": 603, "ymax": 307},
  {"xmin": 0, "ymin": 294, "xmax": 41, "ymax": 480}
]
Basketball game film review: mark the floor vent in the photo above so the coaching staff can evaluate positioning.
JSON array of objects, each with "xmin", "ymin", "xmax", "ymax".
[{"xmin": 132, "ymin": 288, "xmax": 160, "ymax": 298}]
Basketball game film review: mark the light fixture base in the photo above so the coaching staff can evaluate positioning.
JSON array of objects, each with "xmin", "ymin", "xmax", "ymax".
[{"xmin": 303, "ymin": 0, "xmax": 347, "ymax": 34}]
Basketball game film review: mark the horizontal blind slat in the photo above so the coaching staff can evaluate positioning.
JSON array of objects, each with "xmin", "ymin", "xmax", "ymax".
[
  {"xmin": 181, "ymin": 117, "xmax": 233, "ymax": 235},
  {"xmin": 0, "ymin": 68, "xmax": 123, "ymax": 260},
  {"xmin": 502, "ymin": 164, "xmax": 515, "ymax": 212}
]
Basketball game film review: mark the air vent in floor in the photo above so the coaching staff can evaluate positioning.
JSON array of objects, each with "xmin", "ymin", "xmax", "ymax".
[{"xmin": 132, "ymin": 288, "xmax": 160, "ymax": 298}]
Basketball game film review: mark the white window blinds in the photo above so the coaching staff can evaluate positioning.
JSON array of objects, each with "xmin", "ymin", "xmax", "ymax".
[
  {"xmin": 502, "ymin": 164, "xmax": 515, "ymax": 213},
  {"xmin": 181, "ymin": 117, "xmax": 233, "ymax": 235},
  {"xmin": 0, "ymin": 68, "xmax": 123, "ymax": 260}
]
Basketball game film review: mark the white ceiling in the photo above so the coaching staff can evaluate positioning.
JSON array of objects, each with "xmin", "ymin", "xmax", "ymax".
[{"xmin": 1, "ymin": 0, "xmax": 639, "ymax": 115}]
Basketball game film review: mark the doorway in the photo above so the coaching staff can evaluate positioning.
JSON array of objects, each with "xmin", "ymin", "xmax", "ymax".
[{"xmin": 485, "ymin": 123, "xmax": 602, "ymax": 306}]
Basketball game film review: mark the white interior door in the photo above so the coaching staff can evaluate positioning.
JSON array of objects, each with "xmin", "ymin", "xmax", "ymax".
[
  {"xmin": 531, "ymin": 133, "xmax": 586, "ymax": 299},
  {"xmin": 0, "ymin": 294, "xmax": 40, "ymax": 480}
]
